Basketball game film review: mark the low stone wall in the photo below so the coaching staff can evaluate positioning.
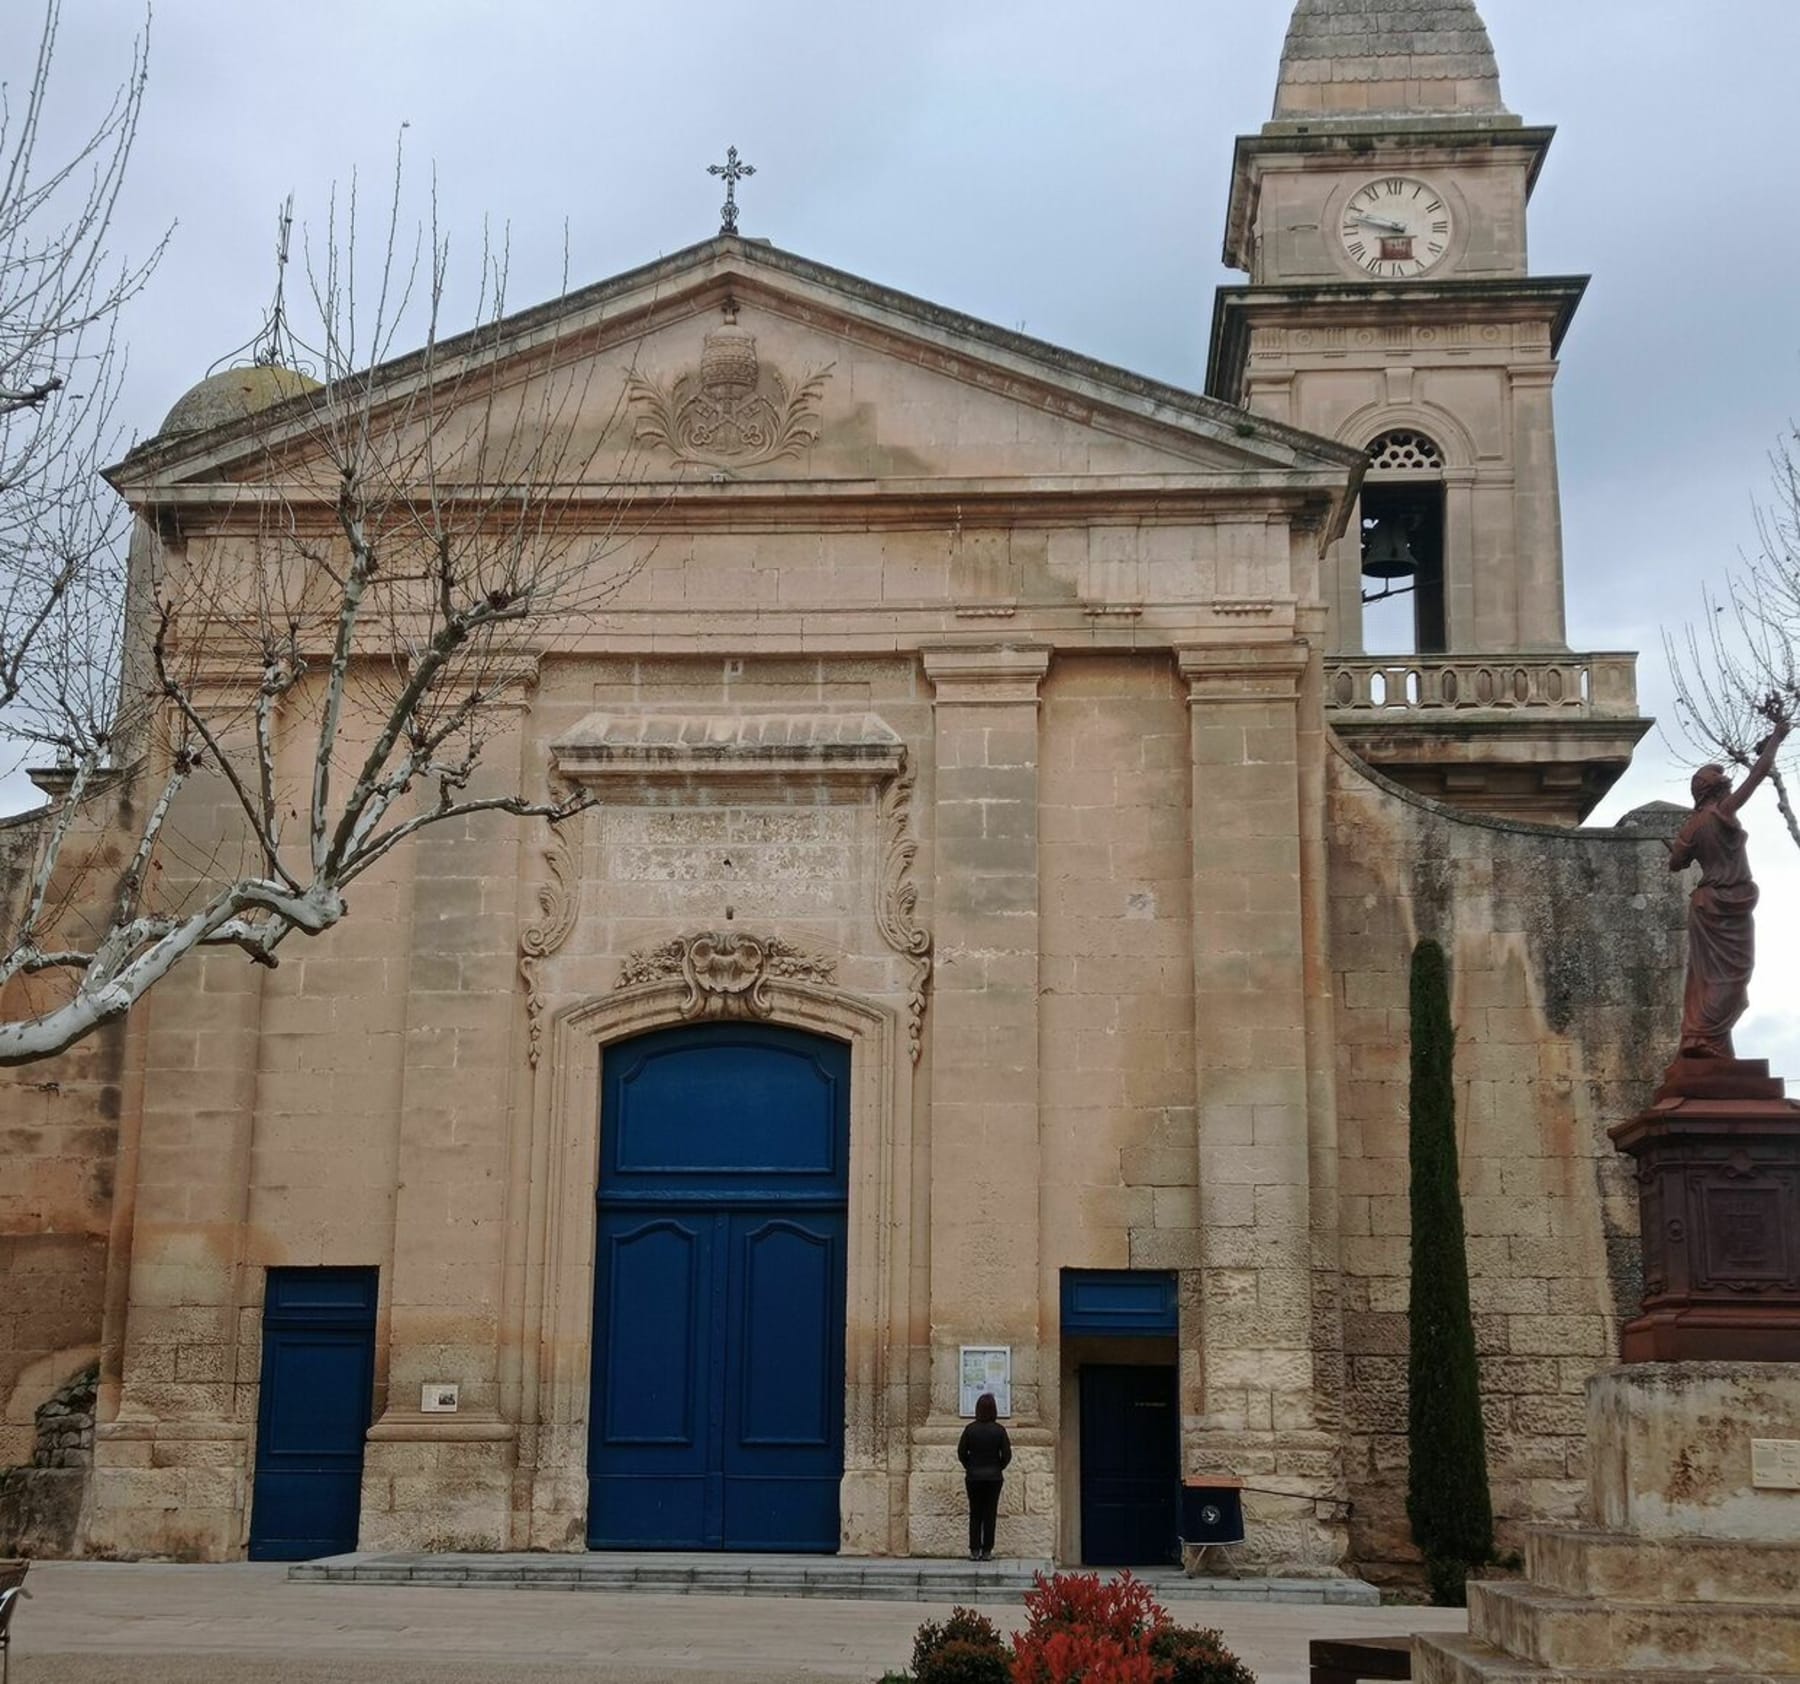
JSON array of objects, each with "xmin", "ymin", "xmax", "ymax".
[
  {"xmin": 1326, "ymin": 740, "xmax": 1687, "ymax": 1584},
  {"xmin": 0, "ymin": 1362, "xmax": 97, "ymax": 1556}
]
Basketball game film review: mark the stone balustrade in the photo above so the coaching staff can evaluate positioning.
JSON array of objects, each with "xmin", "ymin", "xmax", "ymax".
[{"xmin": 1325, "ymin": 652, "xmax": 1639, "ymax": 717}]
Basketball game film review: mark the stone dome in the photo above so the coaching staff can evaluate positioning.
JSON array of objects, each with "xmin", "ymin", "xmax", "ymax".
[
  {"xmin": 1272, "ymin": 0, "xmax": 1509, "ymax": 126},
  {"xmin": 159, "ymin": 361, "xmax": 321, "ymax": 438}
]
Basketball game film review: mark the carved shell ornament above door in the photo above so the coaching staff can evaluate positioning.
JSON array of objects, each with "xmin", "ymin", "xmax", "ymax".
[
  {"xmin": 625, "ymin": 316, "xmax": 834, "ymax": 471},
  {"xmin": 617, "ymin": 930, "xmax": 837, "ymax": 1021}
]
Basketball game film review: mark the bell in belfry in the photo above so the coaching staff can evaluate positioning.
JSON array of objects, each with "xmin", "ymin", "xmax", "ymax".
[{"xmin": 1361, "ymin": 514, "xmax": 1421, "ymax": 581}]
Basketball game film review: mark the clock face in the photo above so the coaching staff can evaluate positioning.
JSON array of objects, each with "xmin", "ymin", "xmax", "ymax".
[{"xmin": 1339, "ymin": 178, "xmax": 1453, "ymax": 278}]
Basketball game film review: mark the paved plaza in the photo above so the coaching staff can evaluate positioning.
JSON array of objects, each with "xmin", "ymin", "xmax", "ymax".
[{"xmin": 7, "ymin": 1562, "xmax": 1468, "ymax": 1683}]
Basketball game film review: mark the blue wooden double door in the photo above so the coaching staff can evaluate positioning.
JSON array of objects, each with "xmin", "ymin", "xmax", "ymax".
[{"xmin": 588, "ymin": 1024, "xmax": 850, "ymax": 1553}]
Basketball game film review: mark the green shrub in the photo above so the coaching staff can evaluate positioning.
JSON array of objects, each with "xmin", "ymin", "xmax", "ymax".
[
  {"xmin": 1405, "ymin": 938, "xmax": 1495, "ymax": 1606},
  {"xmin": 914, "ymin": 1606, "xmax": 1010, "ymax": 1684},
  {"xmin": 917, "ymin": 1638, "xmax": 1013, "ymax": 1684},
  {"xmin": 1151, "ymin": 1625, "xmax": 1257, "ymax": 1684}
]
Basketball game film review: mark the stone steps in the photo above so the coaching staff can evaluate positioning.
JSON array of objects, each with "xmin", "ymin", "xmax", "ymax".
[
  {"xmin": 1468, "ymin": 1579, "xmax": 1800, "ymax": 1676},
  {"xmin": 287, "ymin": 1550, "xmax": 1380, "ymax": 1605},
  {"xmin": 1414, "ymin": 1630, "xmax": 1796, "ymax": 1684},
  {"xmin": 1527, "ymin": 1528, "xmax": 1800, "ymax": 1606}
]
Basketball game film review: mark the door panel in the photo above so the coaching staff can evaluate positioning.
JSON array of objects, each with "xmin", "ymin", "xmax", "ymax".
[
  {"xmin": 249, "ymin": 1267, "xmax": 377, "ymax": 1562},
  {"xmin": 722, "ymin": 1212, "xmax": 845, "ymax": 1549},
  {"xmin": 1080, "ymin": 1364, "xmax": 1179, "ymax": 1567},
  {"xmin": 734, "ymin": 1217, "xmax": 837, "ymax": 1445},
  {"xmin": 588, "ymin": 1215, "xmax": 713, "ymax": 1547},
  {"xmin": 598, "ymin": 1219, "xmax": 708, "ymax": 1446},
  {"xmin": 588, "ymin": 1025, "xmax": 849, "ymax": 1552}
]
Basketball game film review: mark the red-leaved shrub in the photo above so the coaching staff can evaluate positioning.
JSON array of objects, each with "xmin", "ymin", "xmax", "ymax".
[
  {"xmin": 899, "ymin": 1573, "xmax": 1259, "ymax": 1683},
  {"xmin": 1010, "ymin": 1571, "xmax": 1172, "ymax": 1684}
]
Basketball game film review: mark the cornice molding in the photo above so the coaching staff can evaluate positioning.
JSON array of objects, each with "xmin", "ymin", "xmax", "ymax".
[
  {"xmin": 1175, "ymin": 640, "xmax": 1310, "ymax": 704},
  {"xmin": 1206, "ymin": 274, "xmax": 1589, "ymax": 403},
  {"xmin": 920, "ymin": 644, "xmax": 1053, "ymax": 705}
]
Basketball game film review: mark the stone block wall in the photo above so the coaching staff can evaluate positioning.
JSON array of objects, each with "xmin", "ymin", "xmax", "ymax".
[
  {"xmin": 0, "ymin": 798, "xmax": 125, "ymax": 1480},
  {"xmin": 1326, "ymin": 739, "xmax": 1686, "ymax": 1583}
]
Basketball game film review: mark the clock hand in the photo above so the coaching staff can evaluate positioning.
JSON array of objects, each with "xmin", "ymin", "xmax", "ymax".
[{"xmin": 1355, "ymin": 214, "xmax": 1409, "ymax": 234}]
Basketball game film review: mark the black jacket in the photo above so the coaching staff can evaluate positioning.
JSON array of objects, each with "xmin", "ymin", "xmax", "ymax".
[{"xmin": 956, "ymin": 1419, "xmax": 1012, "ymax": 1482}]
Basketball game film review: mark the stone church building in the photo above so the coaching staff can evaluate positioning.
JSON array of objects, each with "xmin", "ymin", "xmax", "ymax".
[{"xmin": 2, "ymin": 0, "xmax": 1688, "ymax": 1581}]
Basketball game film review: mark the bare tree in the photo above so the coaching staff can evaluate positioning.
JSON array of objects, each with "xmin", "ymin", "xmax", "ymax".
[
  {"xmin": 0, "ymin": 154, "xmax": 652, "ymax": 1065},
  {"xmin": 1666, "ymin": 427, "xmax": 1800, "ymax": 850},
  {"xmin": 0, "ymin": 1, "xmax": 160, "ymax": 732}
]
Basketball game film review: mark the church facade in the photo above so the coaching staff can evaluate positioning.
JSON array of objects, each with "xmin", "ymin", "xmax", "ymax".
[{"xmin": 1, "ymin": 0, "xmax": 1687, "ymax": 1581}]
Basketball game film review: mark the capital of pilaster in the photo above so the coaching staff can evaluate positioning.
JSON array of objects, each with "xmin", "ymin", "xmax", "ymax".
[
  {"xmin": 1175, "ymin": 641, "xmax": 1308, "ymax": 704},
  {"xmin": 921, "ymin": 644, "xmax": 1052, "ymax": 705}
]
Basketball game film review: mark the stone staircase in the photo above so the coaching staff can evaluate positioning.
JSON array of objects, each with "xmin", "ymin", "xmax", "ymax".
[
  {"xmin": 1414, "ymin": 1529, "xmax": 1800, "ymax": 1683},
  {"xmin": 289, "ymin": 1549, "xmax": 1380, "ymax": 1605}
]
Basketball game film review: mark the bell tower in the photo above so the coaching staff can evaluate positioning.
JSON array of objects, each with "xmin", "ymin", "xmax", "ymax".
[{"xmin": 1207, "ymin": 0, "xmax": 1648, "ymax": 823}]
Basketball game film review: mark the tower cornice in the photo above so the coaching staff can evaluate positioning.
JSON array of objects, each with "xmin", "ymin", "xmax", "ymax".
[
  {"xmin": 1222, "ymin": 125, "xmax": 1556, "ymax": 273},
  {"xmin": 1205, "ymin": 274, "xmax": 1589, "ymax": 405}
]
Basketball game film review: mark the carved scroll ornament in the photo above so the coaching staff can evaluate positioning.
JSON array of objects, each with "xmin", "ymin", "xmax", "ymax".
[
  {"xmin": 518, "ymin": 790, "xmax": 583, "ymax": 1068},
  {"xmin": 876, "ymin": 763, "xmax": 933, "ymax": 1063},
  {"xmin": 616, "ymin": 930, "xmax": 836, "ymax": 1021}
]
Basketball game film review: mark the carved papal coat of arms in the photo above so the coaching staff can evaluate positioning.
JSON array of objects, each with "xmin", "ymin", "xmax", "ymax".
[{"xmin": 626, "ymin": 323, "xmax": 833, "ymax": 471}]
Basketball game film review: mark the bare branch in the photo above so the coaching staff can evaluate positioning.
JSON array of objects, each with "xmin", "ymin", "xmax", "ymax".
[
  {"xmin": 2, "ymin": 128, "xmax": 656, "ymax": 1065},
  {"xmin": 1665, "ymin": 425, "xmax": 1800, "ymax": 851}
]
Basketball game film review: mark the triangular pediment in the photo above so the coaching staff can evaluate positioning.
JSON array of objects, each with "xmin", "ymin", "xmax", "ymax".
[{"xmin": 111, "ymin": 237, "xmax": 1363, "ymax": 501}]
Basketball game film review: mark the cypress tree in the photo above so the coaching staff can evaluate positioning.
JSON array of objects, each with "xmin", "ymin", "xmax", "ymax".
[{"xmin": 1405, "ymin": 938, "xmax": 1493, "ymax": 1606}]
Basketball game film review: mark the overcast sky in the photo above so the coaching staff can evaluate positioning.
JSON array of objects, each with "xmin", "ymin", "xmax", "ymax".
[{"xmin": 7, "ymin": 0, "xmax": 1799, "ymax": 1070}]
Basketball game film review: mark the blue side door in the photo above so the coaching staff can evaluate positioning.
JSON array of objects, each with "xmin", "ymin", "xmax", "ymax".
[
  {"xmin": 1080, "ymin": 1364, "xmax": 1180, "ymax": 1567},
  {"xmin": 249, "ymin": 1267, "xmax": 378, "ymax": 1561},
  {"xmin": 588, "ymin": 1024, "xmax": 849, "ymax": 1552}
]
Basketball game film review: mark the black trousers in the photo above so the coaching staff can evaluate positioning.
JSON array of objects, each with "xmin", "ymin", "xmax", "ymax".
[{"xmin": 966, "ymin": 1477, "xmax": 1002, "ymax": 1554}]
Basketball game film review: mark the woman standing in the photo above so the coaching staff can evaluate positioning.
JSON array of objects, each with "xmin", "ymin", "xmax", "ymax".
[{"xmin": 956, "ymin": 1392, "xmax": 1011, "ymax": 1561}]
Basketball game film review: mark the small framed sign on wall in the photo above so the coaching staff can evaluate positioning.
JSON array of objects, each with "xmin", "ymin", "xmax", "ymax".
[{"xmin": 959, "ymin": 1346, "xmax": 1012, "ymax": 1418}]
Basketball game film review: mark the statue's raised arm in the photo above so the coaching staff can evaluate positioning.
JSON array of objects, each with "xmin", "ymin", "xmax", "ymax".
[{"xmin": 1722, "ymin": 713, "xmax": 1793, "ymax": 816}]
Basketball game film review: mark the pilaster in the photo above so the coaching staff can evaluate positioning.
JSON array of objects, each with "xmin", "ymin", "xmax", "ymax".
[
  {"xmin": 1176, "ymin": 641, "xmax": 1346, "ymax": 1570},
  {"xmin": 85, "ymin": 778, "xmax": 268, "ymax": 1559},
  {"xmin": 357, "ymin": 699, "xmax": 531, "ymax": 1550},
  {"xmin": 909, "ymin": 644, "xmax": 1055, "ymax": 1558},
  {"xmin": 1508, "ymin": 364, "xmax": 1568, "ymax": 649}
]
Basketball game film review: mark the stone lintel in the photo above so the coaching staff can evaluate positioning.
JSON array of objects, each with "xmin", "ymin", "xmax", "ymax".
[
  {"xmin": 920, "ymin": 644, "xmax": 1052, "ymax": 704},
  {"xmin": 552, "ymin": 710, "xmax": 906, "ymax": 787}
]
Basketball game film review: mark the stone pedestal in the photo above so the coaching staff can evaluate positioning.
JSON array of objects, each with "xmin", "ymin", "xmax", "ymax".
[
  {"xmin": 1609, "ymin": 1061, "xmax": 1800, "ymax": 1363},
  {"xmin": 1414, "ymin": 1364, "xmax": 1800, "ymax": 1681}
]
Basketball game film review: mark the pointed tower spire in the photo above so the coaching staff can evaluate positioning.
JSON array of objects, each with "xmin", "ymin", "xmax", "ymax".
[{"xmin": 1272, "ymin": 0, "xmax": 1509, "ymax": 127}]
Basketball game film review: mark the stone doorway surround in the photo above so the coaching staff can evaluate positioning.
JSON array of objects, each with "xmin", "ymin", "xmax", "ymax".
[{"xmin": 517, "ymin": 977, "xmax": 910, "ymax": 1556}]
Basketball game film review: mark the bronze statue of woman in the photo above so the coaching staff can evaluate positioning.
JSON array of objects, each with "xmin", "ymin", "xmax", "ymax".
[{"xmin": 1669, "ymin": 711, "xmax": 1792, "ymax": 1059}]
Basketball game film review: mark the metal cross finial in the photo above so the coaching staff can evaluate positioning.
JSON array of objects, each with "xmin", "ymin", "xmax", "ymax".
[{"xmin": 708, "ymin": 145, "xmax": 756, "ymax": 236}]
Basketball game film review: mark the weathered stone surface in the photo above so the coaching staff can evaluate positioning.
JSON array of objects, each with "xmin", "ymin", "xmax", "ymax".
[
  {"xmin": 1329, "ymin": 749, "xmax": 1685, "ymax": 1580},
  {"xmin": 1416, "ymin": 1363, "xmax": 1800, "ymax": 1681},
  {"xmin": 1274, "ymin": 0, "xmax": 1508, "ymax": 124},
  {"xmin": 1588, "ymin": 1363, "xmax": 1800, "ymax": 1542}
]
